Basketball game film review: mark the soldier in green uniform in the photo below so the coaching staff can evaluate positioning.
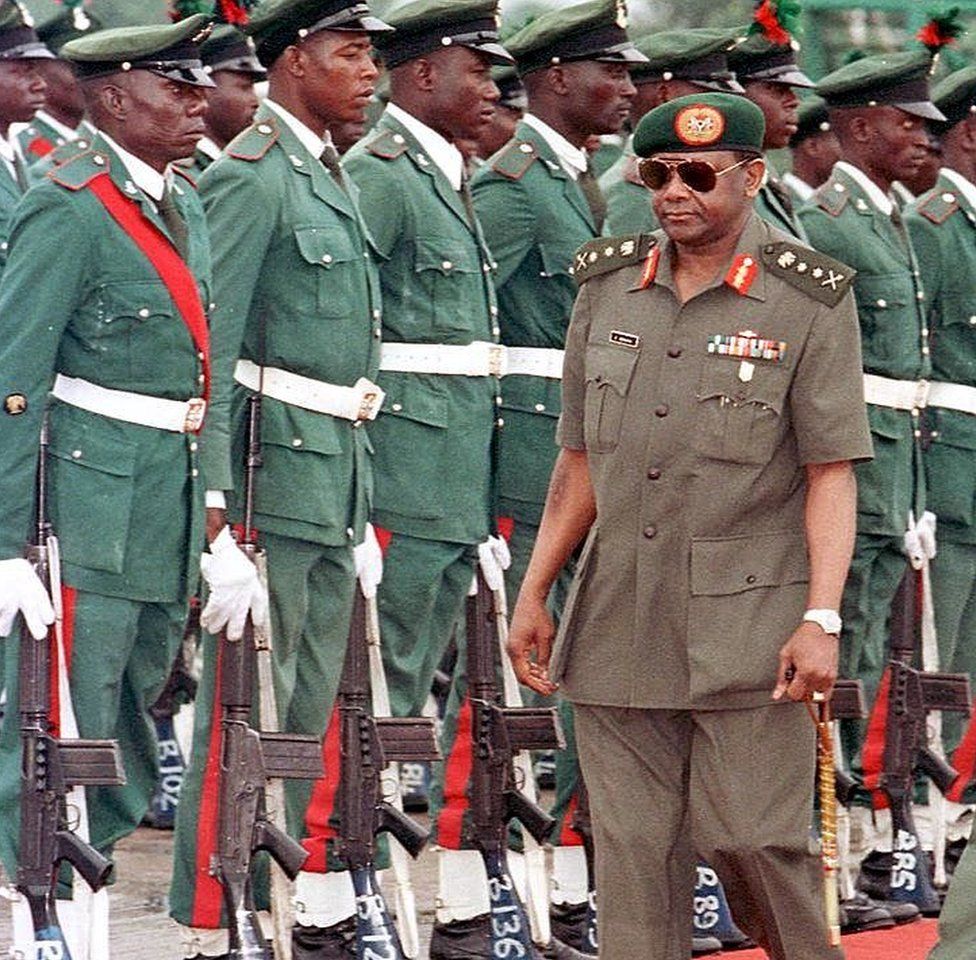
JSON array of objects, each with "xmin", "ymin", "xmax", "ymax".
[
  {"xmin": 0, "ymin": 15, "xmax": 262, "ymax": 955},
  {"xmin": 783, "ymin": 97, "xmax": 840, "ymax": 206},
  {"xmin": 797, "ymin": 51, "xmax": 946, "ymax": 906},
  {"xmin": 467, "ymin": 3, "xmax": 646, "ymax": 954},
  {"xmin": 16, "ymin": 6, "xmax": 96, "ymax": 166},
  {"xmin": 906, "ymin": 66, "xmax": 976, "ymax": 763},
  {"xmin": 508, "ymin": 91, "xmax": 871, "ymax": 960},
  {"xmin": 184, "ymin": 24, "xmax": 264, "ymax": 177},
  {"xmin": 166, "ymin": 3, "xmax": 392, "ymax": 958},
  {"xmin": 600, "ymin": 27, "xmax": 744, "ymax": 237},
  {"xmin": 727, "ymin": 14, "xmax": 814, "ymax": 241}
]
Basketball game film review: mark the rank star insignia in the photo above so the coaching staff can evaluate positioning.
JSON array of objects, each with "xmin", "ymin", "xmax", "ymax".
[
  {"xmin": 4, "ymin": 393, "xmax": 27, "ymax": 416},
  {"xmin": 812, "ymin": 267, "xmax": 824, "ymax": 279},
  {"xmin": 674, "ymin": 104, "xmax": 725, "ymax": 147}
]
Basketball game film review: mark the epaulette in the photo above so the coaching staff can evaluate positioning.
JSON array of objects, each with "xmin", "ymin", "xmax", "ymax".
[
  {"xmin": 761, "ymin": 240, "xmax": 856, "ymax": 308},
  {"xmin": 172, "ymin": 164, "xmax": 197, "ymax": 190},
  {"xmin": 43, "ymin": 137, "xmax": 91, "ymax": 170},
  {"xmin": 490, "ymin": 140, "xmax": 538, "ymax": 181},
  {"xmin": 365, "ymin": 129, "xmax": 409, "ymax": 161},
  {"xmin": 918, "ymin": 188, "xmax": 960, "ymax": 225},
  {"xmin": 226, "ymin": 118, "xmax": 278, "ymax": 162},
  {"xmin": 573, "ymin": 234, "xmax": 656, "ymax": 286},
  {"xmin": 815, "ymin": 181, "xmax": 849, "ymax": 218},
  {"xmin": 48, "ymin": 149, "xmax": 108, "ymax": 191}
]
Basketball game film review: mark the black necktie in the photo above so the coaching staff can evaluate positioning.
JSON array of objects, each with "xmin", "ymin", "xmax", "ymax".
[
  {"xmin": 157, "ymin": 188, "xmax": 189, "ymax": 260},
  {"xmin": 459, "ymin": 170, "xmax": 477, "ymax": 229},
  {"xmin": 578, "ymin": 158, "xmax": 607, "ymax": 233},
  {"xmin": 321, "ymin": 142, "xmax": 347, "ymax": 192}
]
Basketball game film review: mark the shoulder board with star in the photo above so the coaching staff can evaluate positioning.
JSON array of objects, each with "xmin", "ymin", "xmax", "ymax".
[
  {"xmin": 762, "ymin": 241, "xmax": 856, "ymax": 308},
  {"xmin": 47, "ymin": 149, "xmax": 109, "ymax": 192},
  {"xmin": 814, "ymin": 180, "xmax": 849, "ymax": 218},
  {"xmin": 365, "ymin": 129, "xmax": 410, "ymax": 161},
  {"xmin": 226, "ymin": 118, "xmax": 279, "ymax": 162},
  {"xmin": 490, "ymin": 140, "xmax": 538, "ymax": 181},
  {"xmin": 917, "ymin": 188, "xmax": 960, "ymax": 225},
  {"xmin": 573, "ymin": 234, "xmax": 657, "ymax": 286}
]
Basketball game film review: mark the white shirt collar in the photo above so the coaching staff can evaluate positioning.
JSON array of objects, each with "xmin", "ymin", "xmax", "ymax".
[
  {"xmin": 386, "ymin": 102, "xmax": 464, "ymax": 191},
  {"xmin": 98, "ymin": 130, "xmax": 169, "ymax": 202},
  {"xmin": 940, "ymin": 167, "xmax": 976, "ymax": 212},
  {"xmin": 264, "ymin": 98, "xmax": 331, "ymax": 160},
  {"xmin": 196, "ymin": 136, "xmax": 222, "ymax": 161},
  {"xmin": 522, "ymin": 113, "xmax": 588, "ymax": 180},
  {"xmin": 35, "ymin": 110, "xmax": 79, "ymax": 144},
  {"xmin": 835, "ymin": 160, "xmax": 894, "ymax": 216},
  {"xmin": 0, "ymin": 131, "xmax": 16, "ymax": 165},
  {"xmin": 782, "ymin": 171, "xmax": 815, "ymax": 203}
]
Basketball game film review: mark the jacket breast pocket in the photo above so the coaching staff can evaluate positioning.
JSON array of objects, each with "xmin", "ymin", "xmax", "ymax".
[
  {"xmin": 47, "ymin": 413, "xmax": 137, "ymax": 575},
  {"xmin": 583, "ymin": 344, "xmax": 638, "ymax": 454},
  {"xmin": 694, "ymin": 359, "xmax": 788, "ymax": 465},
  {"xmin": 294, "ymin": 225, "xmax": 363, "ymax": 317},
  {"xmin": 853, "ymin": 274, "xmax": 915, "ymax": 367},
  {"xmin": 413, "ymin": 237, "xmax": 483, "ymax": 335},
  {"xmin": 924, "ymin": 411, "xmax": 976, "ymax": 527}
]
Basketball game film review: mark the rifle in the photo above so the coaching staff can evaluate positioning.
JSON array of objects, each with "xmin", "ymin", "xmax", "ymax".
[
  {"xmin": 864, "ymin": 570, "xmax": 971, "ymax": 913},
  {"xmin": 212, "ymin": 393, "xmax": 324, "ymax": 959},
  {"xmin": 466, "ymin": 569, "xmax": 566, "ymax": 959},
  {"xmin": 335, "ymin": 588, "xmax": 440, "ymax": 958},
  {"xmin": 16, "ymin": 421, "xmax": 126, "ymax": 959}
]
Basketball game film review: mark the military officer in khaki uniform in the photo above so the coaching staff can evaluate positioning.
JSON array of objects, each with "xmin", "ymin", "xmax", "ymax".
[
  {"xmin": 166, "ymin": 3, "xmax": 392, "ymax": 958},
  {"xmin": 600, "ymin": 26, "xmax": 743, "ymax": 237},
  {"xmin": 508, "ymin": 92, "xmax": 872, "ymax": 960}
]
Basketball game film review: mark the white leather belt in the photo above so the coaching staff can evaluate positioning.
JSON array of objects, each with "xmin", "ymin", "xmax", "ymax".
[
  {"xmin": 52, "ymin": 374, "xmax": 206, "ymax": 433},
  {"xmin": 234, "ymin": 359, "xmax": 384, "ymax": 422},
  {"xmin": 379, "ymin": 342, "xmax": 564, "ymax": 380},
  {"xmin": 928, "ymin": 382, "xmax": 976, "ymax": 417},
  {"xmin": 505, "ymin": 347, "xmax": 564, "ymax": 380},
  {"xmin": 863, "ymin": 374, "xmax": 930, "ymax": 412}
]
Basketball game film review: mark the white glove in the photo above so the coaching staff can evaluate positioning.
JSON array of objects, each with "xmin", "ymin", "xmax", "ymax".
[
  {"xmin": 354, "ymin": 523, "xmax": 384, "ymax": 599},
  {"xmin": 904, "ymin": 510, "xmax": 938, "ymax": 570},
  {"xmin": 199, "ymin": 527, "xmax": 268, "ymax": 641},
  {"xmin": 477, "ymin": 536, "xmax": 512, "ymax": 592},
  {"xmin": 0, "ymin": 558, "xmax": 55, "ymax": 639}
]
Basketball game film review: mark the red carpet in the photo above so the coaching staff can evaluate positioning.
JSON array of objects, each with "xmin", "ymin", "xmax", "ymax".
[{"xmin": 731, "ymin": 918, "xmax": 938, "ymax": 958}]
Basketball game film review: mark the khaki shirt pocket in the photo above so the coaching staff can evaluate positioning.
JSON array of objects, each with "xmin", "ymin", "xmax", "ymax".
[
  {"xmin": 583, "ymin": 344, "xmax": 638, "ymax": 454},
  {"xmin": 694, "ymin": 359, "xmax": 789, "ymax": 465},
  {"xmin": 294, "ymin": 225, "xmax": 363, "ymax": 317},
  {"xmin": 688, "ymin": 530, "xmax": 809, "ymax": 699}
]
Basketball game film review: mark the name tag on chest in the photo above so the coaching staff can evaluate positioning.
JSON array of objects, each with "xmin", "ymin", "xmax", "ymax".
[{"xmin": 609, "ymin": 330, "xmax": 641, "ymax": 349}]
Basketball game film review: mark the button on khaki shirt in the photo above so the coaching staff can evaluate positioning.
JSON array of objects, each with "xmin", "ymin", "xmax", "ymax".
[{"xmin": 551, "ymin": 215, "xmax": 873, "ymax": 711}]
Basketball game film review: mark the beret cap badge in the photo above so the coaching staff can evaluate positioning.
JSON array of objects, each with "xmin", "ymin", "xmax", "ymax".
[{"xmin": 674, "ymin": 104, "xmax": 725, "ymax": 147}]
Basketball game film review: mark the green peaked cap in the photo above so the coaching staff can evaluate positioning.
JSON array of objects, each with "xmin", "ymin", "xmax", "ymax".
[
  {"xmin": 631, "ymin": 27, "xmax": 745, "ymax": 92},
  {"xmin": 0, "ymin": 0, "xmax": 54, "ymax": 60},
  {"xmin": 932, "ymin": 65, "xmax": 976, "ymax": 129},
  {"xmin": 633, "ymin": 91, "xmax": 766, "ymax": 157}
]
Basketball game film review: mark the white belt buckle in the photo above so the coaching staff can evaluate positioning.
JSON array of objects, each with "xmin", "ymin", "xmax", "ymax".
[
  {"xmin": 183, "ymin": 397, "xmax": 207, "ymax": 433},
  {"xmin": 912, "ymin": 379, "xmax": 930, "ymax": 412},
  {"xmin": 487, "ymin": 343, "xmax": 507, "ymax": 378},
  {"xmin": 357, "ymin": 389, "xmax": 381, "ymax": 421}
]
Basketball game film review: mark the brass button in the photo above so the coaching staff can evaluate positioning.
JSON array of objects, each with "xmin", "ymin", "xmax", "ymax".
[{"xmin": 654, "ymin": 404, "xmax": 669, "ymax": 418}]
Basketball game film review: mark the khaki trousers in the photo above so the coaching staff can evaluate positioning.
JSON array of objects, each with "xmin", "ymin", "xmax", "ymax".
[{"xmin": 574, "ymin": 701, "xmax": 843, "ymax": 960}]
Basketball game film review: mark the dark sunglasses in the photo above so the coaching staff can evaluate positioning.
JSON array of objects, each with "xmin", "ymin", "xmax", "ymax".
[{"xmin": 638, "ymin": 156, "xmax": 757, "ymax": 193}]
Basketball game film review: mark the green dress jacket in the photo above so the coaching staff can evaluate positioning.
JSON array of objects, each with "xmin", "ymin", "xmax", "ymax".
[
  {"xmin": 471, "ymin": 119, "xmax": 598, "ymax": 526},
  {"xmin": 907, "ymin": 171, "xmax": 976, "ymax": 545},
  {"xmin": 755, "ymin": 176, "xmax": 808, "ymax": 242},
  {"xmin": 344, "ymin": 108, "xmax": 498, "ymax": 544},
  {"xmin": 799, "ymin": 164, "xmax": 930, "ymax": 538},
  {"xmin": 201, "ymin": 104, "xmax": 381, "ymax": 548},
  {"xmin": 0, "ymin": 161, "xmax": 22, "ymax": 275},
  {"xmin": 0, "ymin": 134, "xmax": 211, "ymax": 603},
  {"xmin": 600, "ymin": 136, "xmax": 659, "ymax": 237},
  {"xmin": 17, "ymin": 113, "xmax": 72, "ymax": 165}
]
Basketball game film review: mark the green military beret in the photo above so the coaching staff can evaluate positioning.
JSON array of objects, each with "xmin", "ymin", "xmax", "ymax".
[
  {"xmin": 633, "ymin": 91, "xmax": 766, "ymax": 157},
  {"xmin": 36, "ymin": 7, "xmax": 103, "ymax": 58},
  {"xmin": 0, "ymin": 0, "xmax": 54, "ymax": 61},
  {"xmin": 932, "ymin": 65, "xmax": 976, "ymax": 129},
  {"xmin": 816, "ymin": 50, "xmax": 946, "ymax": 122},
  {"xmin": 373, "ymin": 0, "xmax": 512, "ymax": 69},
  {"xmin": 504, "ymin": 0, "xmax": 647, "ymax": 76},
  {"xmin": 789, "ymin": 96, "xmax": 830, "ymax": 146},
  {"xmin": 727, "ymin": 32, "xmax": 813, "ymax": 88},
  {"xmin": 201, "ymin": 23, "xmax": 265, "ymax": 77},
  {"xmin": 61, "ymin": 13, "xmax": 216, "ymax": 87},
  {"xmin": 630, "ymin": 27, "xmax": 745, "ymax": 93},
  {"xmin": 247, "ymin": 0, "xmax": 392, "ymax": 68}
]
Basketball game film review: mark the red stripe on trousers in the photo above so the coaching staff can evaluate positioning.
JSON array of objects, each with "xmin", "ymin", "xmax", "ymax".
[
  {"xmin": 558, "ymin": 792, "xmax": 583, "ymax": 847},
  {"xmin": 437, "ymin": 696, "xmax": 475, "ymax": 850},
  {"xmin": 301, "ymin": 704, "xmax": 343, "ymax": 872},
  {"xmin": 862, "ymin": 667, "xmax": 892, "ymax": 810},
  {"xmin": 48, "ymin": 585, "xmax": 78, "ymax": 738},
  {"xmin": 190, "ymin": 640, "xmax": 226, "ymax": 928},
  {"xmin": 947, "ymin": 704, "xmax": 976, "ymax": 802}
]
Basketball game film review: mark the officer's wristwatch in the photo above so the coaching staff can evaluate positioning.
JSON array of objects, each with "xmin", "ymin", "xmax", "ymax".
[{"xmin": 803, "ymin": 609, "xmax": 842, "ymax": 637}]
